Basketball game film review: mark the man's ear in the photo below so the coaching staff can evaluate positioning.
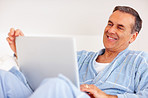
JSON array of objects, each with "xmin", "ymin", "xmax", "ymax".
[{"xmin": 129, "ymin": 32, "xmax": 138, "ymax": 44}]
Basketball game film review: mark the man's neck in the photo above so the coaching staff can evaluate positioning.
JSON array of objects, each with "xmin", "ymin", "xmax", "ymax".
[{"xmin": 96, "ymin": 49, "xmax": 121, "ymax": 63}]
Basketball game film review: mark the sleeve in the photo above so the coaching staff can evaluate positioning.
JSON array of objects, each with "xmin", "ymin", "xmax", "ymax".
[
  {"xmin": 117, "ymin": 71, "xmax": 148, "ymax": 98},
  {"xmin": 77, "ymin": 50, "xmax": 86, "ymax": 61},
  {"xmin": 77, "ymin": 50, "xmax": 89, "ymax": 62},
  {"xmin": 117, "ymin": 52, "xmax": 148, "ymax": 98},
  {"xmin": 77, "ymin": 50, "xmax": 88, "ymax": 70}
]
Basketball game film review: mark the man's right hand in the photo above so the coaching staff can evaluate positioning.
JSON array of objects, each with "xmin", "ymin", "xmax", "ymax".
[{"xmin": 6, "ymin": 28, "xmax": 24, "ymax": 57}]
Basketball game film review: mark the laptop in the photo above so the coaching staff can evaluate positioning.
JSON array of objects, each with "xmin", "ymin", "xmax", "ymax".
[{"xmin": 15, "ymin": 36, "xmax": 80, "ymax": 91}]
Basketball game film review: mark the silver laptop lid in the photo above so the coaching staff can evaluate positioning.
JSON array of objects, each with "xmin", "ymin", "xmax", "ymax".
[{"xmin": 16, "ymin": 36, "xmax": 79, "ymax": 91}]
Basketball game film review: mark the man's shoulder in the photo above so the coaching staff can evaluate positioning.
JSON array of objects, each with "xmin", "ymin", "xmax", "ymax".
[
  {"xmin": 77, "ymin": 50, "xmax": 95, "ymax": 53},
  {"xmin": 77, "ymin": 50, "xmax": 96, "ymax": 57},
  {"xmin": 125, "ymin": 50, "xmax": 148, "ymax": 61},
  {"xmin": 129, "ymin": 50, "xmax": 148, "ymax": 73},
  {"xmin": 128, "ymin": 50, "xmax": 148, "ymax": 55}
]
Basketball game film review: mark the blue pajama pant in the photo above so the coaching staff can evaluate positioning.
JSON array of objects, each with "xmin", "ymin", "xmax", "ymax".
[
  {"xmin": 0, "ymin": 69, "xmax": 89, "ymax": 98},
  {"xmin": 30, "ymin": 74, "xmax": 89, "ymax": 98}
]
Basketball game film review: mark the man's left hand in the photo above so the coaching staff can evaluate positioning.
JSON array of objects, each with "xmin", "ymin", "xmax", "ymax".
[{"xmin": 80, "ymin": 84, "xmax": 117, "ymax": 98}]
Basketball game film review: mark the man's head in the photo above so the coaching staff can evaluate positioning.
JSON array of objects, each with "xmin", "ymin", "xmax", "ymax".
[
  {"xmin": 113, "ymin": 6, "xmax": 142, "ymax": 34},
  {"xmin": 103, "ymin": 6, "xmax": 142, "ymax": 52}
]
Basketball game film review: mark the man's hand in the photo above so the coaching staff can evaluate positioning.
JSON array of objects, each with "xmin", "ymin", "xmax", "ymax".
[
  {"xmin": 80, "ymin": 84, "xmax": 117, "ymax": 98},
  {"xmin": 6, "ymin": 28, "xmax": 24, "ymax": 57}
]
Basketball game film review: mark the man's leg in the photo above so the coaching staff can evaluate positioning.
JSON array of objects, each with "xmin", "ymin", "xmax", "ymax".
[
  {"xmin": 30, "ymin": 74, "xmax": 89, "ymax": 98},
  {"xmin": 0, "ymin": 69, "xmax": 32, "ymax": 98}
]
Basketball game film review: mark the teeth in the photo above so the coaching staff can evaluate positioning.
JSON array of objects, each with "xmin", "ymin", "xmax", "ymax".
[
  {"xmin": 108, "ymin": 37, "xmax": 113, "ymax": 39},
  {"xmin": 107, "ymin": 36, "xmax": 117, "ymax": 40}
]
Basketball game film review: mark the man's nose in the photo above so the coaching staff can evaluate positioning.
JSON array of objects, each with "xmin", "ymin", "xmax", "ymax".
[{"xmin": 108, "ymin": 26, "xmax": 117, "ymax": 34}]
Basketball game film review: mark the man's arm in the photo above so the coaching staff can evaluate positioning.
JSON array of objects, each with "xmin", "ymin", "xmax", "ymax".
[
  {"xmin": 80, "ymin": 83, "xmax": 148, "ymax": 98},
  {"xmin": 117, "ymin": 64, "xmax": 148, "ymax": 98},
  {"xmin": 6, "ymin": 28, "xmax": 24, "ymax": 57}
]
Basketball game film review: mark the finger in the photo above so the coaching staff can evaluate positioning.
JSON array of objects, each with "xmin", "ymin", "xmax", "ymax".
[
  {"xmin": 80, "ymin": 84, "xmax": 86, "ymax": 88},
  {"xmin": 15, "ymin": 29, "xmax": 21, "ymax": 36},
  {"xmin": 7, "ymin": 35, "xmax": 15, "ymax": 41},
  {"xmin": 8, "ymin": 31, "xmax": 14, "ymax": 37},
  {"xmin": 15, "ymin": 29, "xmax": 24, "ymax": 36},
  {"xmin": 87, "ymin": 85, "xmax": 98, "ymax": 93},
  {"xmin": 89, "ymin": 84, "xmax": 100, "ymax": 90},
  {"xmin": 20, "ymin": 31, "xmax": 24, "ymax": 36},
  {"xmin": 81, "ymin": 85, "xmax": 96, "ymax": 95},
  {"xmin": 81, "ymin": 88, "xmax": 93, "ymax": 94},
  {"xmin": 6, "ymin": 37, "xmax": 16, "ymax": 52},
  {"xmin": 6, "ymin": 37, "xmax": 13, "ymax": 44},
  {"xmin": 80, "ymin": 84, "xmax": 91, "ymax": 92},
  {"xmin": 80, "ymin": 84, "xmax": 87, "ymax": 87},
  {"xmin": 9, "ymin": 28, "xmax": 15, "ymax": 36},
  {"xmin": 80, "ymin": 84, "xmax": 90, "ymax": 90}
]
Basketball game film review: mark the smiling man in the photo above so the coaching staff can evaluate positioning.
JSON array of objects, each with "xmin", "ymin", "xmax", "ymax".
[
  {"xmin": 96, "ymin": 9, "xmax": 139, "ymax": 63},
  {"xmin": 4, "ymin": 6, "xmax": 148, "ymax": 98},
  {"xmin": 79, "ymin": 6, "xmax": 148, "ymax": 98}
]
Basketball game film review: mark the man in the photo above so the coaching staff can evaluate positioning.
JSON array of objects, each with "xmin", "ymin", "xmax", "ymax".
[{"xmin": 4, "ymin": 6, "xmax": 148, "ymax": 98}]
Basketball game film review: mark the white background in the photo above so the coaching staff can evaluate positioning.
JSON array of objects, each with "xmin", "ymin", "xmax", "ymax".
[{"xmin": 0, "ymin": 0, "xmax": 148, "ymax": 57}]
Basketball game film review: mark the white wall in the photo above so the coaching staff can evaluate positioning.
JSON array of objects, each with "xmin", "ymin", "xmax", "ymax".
[{"xmin": 0, "ymin": 0, "xmax": 148, "ymax": 57}]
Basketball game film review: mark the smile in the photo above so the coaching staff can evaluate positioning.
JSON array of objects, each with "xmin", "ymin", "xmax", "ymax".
[{"xmin": 107, "ymin": 35, "xmax": 117, "ymax": 40}]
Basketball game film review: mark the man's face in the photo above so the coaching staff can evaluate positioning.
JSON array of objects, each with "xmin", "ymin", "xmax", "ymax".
[{"xmin": 103, "ymin": 10, "xmax": 137, "ymax": 52}]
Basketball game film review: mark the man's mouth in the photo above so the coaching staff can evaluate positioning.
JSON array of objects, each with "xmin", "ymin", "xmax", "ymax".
[{"xmin": 107, "ymin": 35, "xmax": 117, "ymax": 40}]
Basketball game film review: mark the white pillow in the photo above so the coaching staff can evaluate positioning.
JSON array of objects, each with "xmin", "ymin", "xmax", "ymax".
[{"xmin": 0, "ymin": 55, "xmax": 19, "ymax": 71}]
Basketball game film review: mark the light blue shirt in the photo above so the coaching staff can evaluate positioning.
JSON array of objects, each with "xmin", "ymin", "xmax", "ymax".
[{"xmin": 77, "ymin": 49, "xmax": 148, "ymax": 98}]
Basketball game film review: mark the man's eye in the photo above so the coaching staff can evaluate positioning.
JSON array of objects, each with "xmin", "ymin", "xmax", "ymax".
[
  {"xmin": 108, "ymin": 23, "xmax": 112, "ymax": 26},
  {"xmin": 118, "ymin": 27, "xmax": 123, "ymax": 30}
]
